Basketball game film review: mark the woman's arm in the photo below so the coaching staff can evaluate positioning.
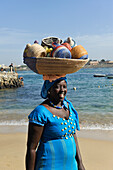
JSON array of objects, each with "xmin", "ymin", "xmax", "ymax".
[
  {"xmin": 73, "ymin": 133, "xmax": 85, "ymax": 170},
  {"xmin": 26, "ymin": 123, "xmax": 44, "ymax": 170}
]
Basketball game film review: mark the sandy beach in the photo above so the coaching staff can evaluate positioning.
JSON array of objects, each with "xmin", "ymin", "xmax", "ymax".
[{"xmin": 0, "ymin": 127, "xmax": 113, "ymax": 170}]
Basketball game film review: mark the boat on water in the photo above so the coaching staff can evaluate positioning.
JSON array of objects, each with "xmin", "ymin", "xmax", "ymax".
[
  {"xmin": 93, "ymin": 74, "xmax": 106, "ymax": 77},
  {"xmin": 106, "ymin": 74, "xmax": 113, "ymax": 79}
]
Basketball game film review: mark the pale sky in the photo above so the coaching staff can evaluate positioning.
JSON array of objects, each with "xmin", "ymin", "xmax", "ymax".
[{"xmin": 0, "ymin": 0, "xmax": 113, "ymax": 66}]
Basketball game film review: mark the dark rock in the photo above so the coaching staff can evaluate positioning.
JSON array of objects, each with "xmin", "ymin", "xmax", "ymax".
[{"xmin": 0, "ymin": 72, "xmax": 24, "ymax": 89}]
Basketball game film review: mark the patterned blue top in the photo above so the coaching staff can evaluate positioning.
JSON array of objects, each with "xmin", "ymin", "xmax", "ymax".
[{"xmin": 28, "ymin": 102, "xmax": 80, "ymax": 170}]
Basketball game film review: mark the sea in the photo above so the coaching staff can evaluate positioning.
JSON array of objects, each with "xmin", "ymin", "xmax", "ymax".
[{"xmin": 0, "ymin": 67, "xmax": 113, "ymax": 132}]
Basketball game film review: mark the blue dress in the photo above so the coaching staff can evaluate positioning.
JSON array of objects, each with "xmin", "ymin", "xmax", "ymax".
[{"xmin": 28, "ymin": 101, "xmax": 80, "ymax": 170}]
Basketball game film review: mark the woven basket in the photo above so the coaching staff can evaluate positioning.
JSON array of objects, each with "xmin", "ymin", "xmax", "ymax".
[
  {"xmin": 23, "ymin": 44, "xmax": 46, "ymax": 58},
  {"xmin": 24, "ymin": 57, "xmax": 89, "ymax": 75},
  {"xmin": 41, "ymin": 37, "xmax": 62, "ymax": 48}
]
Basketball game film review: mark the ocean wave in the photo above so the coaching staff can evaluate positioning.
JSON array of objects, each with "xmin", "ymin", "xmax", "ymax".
[
  {"xmin": 17, "ymin": 72, "xmax": 37, "ymax": 76},
  {"xmin": 81, "ymin": 124, "xmax": 113, "ymax": 130},
  {"xmin": 0, "ymin": 120, "xmax": 113, "ymax": 131},
  {"xmin": 0, "ymin": 120, "xmax": 28, "ymax": 126}
]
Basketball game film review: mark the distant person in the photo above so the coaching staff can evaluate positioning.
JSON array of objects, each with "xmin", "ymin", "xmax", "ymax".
[
  {"xmin": 3, "ymin": 69, "xmax": 6, "ymax": 73},
  {"xmin": 0, "ymin": 67, "xmax": 4, "ymax": 72},
  {"xmin": 19, "ymin": 77, "xmax": 24, "ymax": 86},
  {"xmin": 9, "ymin": 63, "xmax": 13, "ymax": 72}
]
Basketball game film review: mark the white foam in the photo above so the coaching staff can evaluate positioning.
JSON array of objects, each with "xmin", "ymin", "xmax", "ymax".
[
  {"xmin": 81, "ymin": 124, "xmax": 113, "ymax": 131},
  {"xmin": 0, "ymin": 120, "xmax": 28, "ymax": 126},
  {"xmin": 0, "ymin": 121, "xmax": 113, "ymax": 131}
]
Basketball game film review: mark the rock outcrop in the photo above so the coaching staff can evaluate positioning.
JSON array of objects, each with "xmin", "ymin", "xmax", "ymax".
[{"xmin": 0, "ymin": 72, "xmax": 24, "ymax": 89}]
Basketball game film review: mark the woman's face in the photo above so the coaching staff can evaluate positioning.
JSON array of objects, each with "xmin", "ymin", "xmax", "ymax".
[{"xmin": 49, "ymin": 80, "xmax": 67, "ymax": 102}]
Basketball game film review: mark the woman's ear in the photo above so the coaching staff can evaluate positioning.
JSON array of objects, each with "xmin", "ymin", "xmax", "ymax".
[
  {"xmin": 47, "ymin": 90, "xmax": 50, "ymax": 98},
  {"xmin": 48, "ymin": 91, "xmax": 50, "ymax": 95}
]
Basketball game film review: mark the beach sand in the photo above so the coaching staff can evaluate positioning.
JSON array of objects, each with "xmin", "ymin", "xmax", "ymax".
[{"xmin": 0, "ymin": 128, "xmax": 113, "ymax": 170}]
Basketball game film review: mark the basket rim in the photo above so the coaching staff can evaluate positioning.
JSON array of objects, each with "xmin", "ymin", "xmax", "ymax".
[
  {"xmin": 23, "ymin": 56, "xmax": 89, "ymax": 75},
  {"xmin": 24, "ymin": 56, "xmax": 89, "ymax": 62}
]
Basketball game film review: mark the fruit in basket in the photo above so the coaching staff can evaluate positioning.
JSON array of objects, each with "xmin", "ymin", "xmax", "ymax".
[
  {"xmin": 23, "ymin": 43, "xmax": 47, "ymax": 58},
  {"xmin": 71, "ymin": 45, "xmax": 88, "ymax": 59}
]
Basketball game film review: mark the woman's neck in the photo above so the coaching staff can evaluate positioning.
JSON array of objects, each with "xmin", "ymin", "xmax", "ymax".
[{"xmin": 48, "ymin": 98, "xmax": 63, "ymax": 107}]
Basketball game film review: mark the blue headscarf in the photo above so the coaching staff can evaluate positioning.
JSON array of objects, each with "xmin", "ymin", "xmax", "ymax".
[
  {"xmin": 41, "ymin": 76, "xmax": 80, "ymax": 130},
  {"xmin": 41, "ymin": 77, "xmax": 67, "ymax": 99}
]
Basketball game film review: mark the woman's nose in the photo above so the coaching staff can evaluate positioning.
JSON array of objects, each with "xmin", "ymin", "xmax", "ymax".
[{"xmin": 60, "ymin": 86, "xmax": 64, "ymax": 91}]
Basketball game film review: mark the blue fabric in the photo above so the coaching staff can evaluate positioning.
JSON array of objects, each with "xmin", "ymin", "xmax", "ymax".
[
  {"xmin": 28, "ymin": 100, "xmax": 80, "ymax": 169},
  {"xmin": 41, "ymin": 77, "xmax": 67, "ymax": 99},
  {"xmin": 35, "ymin": 138, "xmax": 78, "ymax": 170},
  {"xmin": 64, "ymin": 98, "xmax": 80, "ymax": 131}
]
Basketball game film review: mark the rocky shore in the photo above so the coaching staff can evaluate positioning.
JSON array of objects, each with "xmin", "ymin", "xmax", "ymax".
[
  {"xmin": 84, "ymin": 63, "xmax": 113, "ymax": 69},
  {"xmin": 0, "ymin": 72, "xmax": 24, "ymax": 89}
]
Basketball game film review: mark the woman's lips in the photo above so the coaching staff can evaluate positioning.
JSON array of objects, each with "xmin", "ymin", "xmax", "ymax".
[{"xmin": 59, "ymin": 93, "xmax": 65, "ymax": 98}]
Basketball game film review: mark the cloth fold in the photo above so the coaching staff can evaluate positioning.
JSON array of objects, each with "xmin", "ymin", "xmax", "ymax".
[{"xmin": 64, "ymin": 97, "xmax": 80, "ymax": 131}]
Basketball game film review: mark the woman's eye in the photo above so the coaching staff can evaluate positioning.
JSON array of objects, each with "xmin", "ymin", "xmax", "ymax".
[
  {"xmin": 63, "ymin": 85, "xmax": 67, "ymax": 88},
  {"xmin": 55, "ymin": 85, "xmax": 60, "ymax": 89}
]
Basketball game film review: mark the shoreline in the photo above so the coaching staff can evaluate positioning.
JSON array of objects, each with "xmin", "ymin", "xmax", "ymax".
[
  {"xmin": 0, "ymin": 125, "xmax": 113, "ymax": 141},
  {"xmin": 0, "ymin": 129, "xmax": 113, "ymax": 170}
]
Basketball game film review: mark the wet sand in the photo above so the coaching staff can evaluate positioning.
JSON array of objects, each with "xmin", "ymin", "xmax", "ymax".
[{"xmin": 0, "ymin": 127, "xmax": 113, "ymax": 170}]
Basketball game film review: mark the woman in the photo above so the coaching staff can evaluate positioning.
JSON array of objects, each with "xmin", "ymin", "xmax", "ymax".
[{"xmin": 26, "ymin": 77, "xmax": 85, "ymax": 170}]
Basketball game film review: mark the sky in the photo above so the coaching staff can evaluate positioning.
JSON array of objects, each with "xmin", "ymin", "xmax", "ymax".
[{"xmin": 0, "ymin": 0, "xmax": 113, "ymax": 66}]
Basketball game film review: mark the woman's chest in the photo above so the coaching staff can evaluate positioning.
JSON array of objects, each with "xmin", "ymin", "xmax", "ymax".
[
  {"xmin": 50, "ymin": 108, "xmax": 69, "ymax": 119},
  {"xmin": 41, "ymin": 111, "xmax": 77, "ymax": 141}
]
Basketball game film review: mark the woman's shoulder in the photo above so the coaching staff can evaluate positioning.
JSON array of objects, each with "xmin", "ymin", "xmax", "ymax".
[
  {"xmin": 35, "ymin": 104, "xmax": 47, "ymax": 111},
  {"xmin": 31, "ymin": 104, "xmax": 50, "ymax": 116},
  {"xmin": 28, "ymin": 104, "xmax": 50, "ymax": 125}
]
